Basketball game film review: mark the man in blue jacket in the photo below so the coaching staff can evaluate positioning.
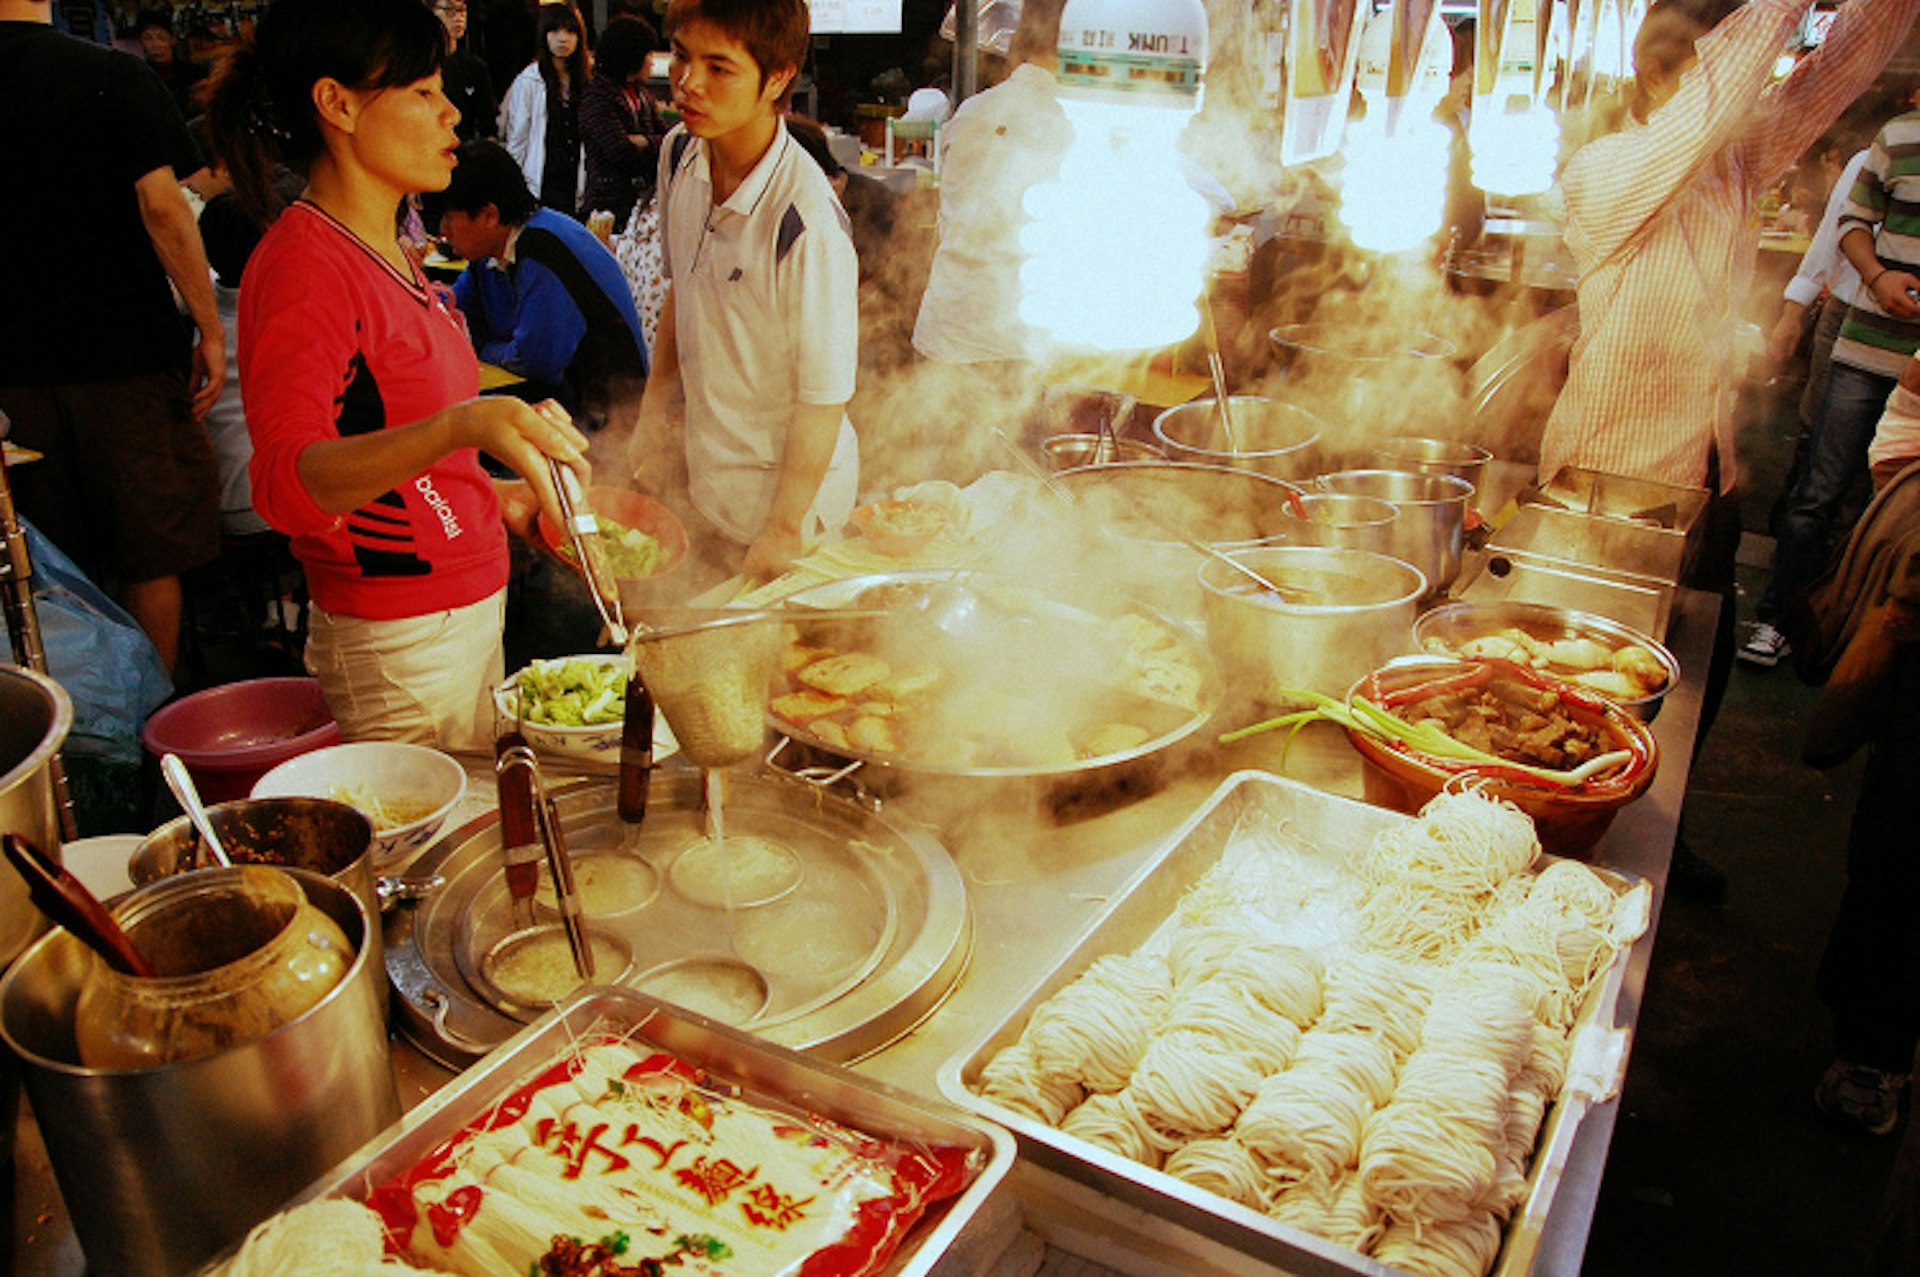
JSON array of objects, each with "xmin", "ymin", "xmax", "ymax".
[{"xmin": 431, "ymin": 140, "xmax": 648, "ymax": 431}]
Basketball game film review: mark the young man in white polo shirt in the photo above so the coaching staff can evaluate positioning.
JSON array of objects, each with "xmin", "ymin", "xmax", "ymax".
[{"xmin": 626, "ymin": 0, "xmax": 859, "ymax": 583}]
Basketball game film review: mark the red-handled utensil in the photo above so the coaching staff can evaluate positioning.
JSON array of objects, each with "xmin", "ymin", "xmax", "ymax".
[
  {"xmin": 617, "ymin": 675, "xmax": 654, "ymax": 824},
  {"xmin": 2, "ymin": 833, "xmax": 156, "ymax": 976},
  {"xmin": 495, "ymin": 732, "xmax": 542, "ymax": 931}
]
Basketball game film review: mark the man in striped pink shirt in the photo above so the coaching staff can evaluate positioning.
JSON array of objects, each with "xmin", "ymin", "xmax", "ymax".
[
  {"xmin": 1543, "ymin": 0, "xmax": 1919, "ymax": 492},
  {"xmin": 1542, "ymin": 0, "xmax": 1918, "ymax": 903}
]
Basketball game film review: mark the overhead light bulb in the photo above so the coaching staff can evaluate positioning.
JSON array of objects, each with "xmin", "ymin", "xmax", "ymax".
[
  {"xmin": 1339, "ymin": 0, "xmax": 1452, "ymax": 254},
  {"xmin": 1469, "ymin": 0, "xmax": 1562, "ymax": 195},
  {"xmin": 1018, "ymin": 0, "xmax": 1213, "ymax": 352}
]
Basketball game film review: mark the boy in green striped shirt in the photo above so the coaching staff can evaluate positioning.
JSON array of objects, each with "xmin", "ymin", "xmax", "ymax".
[{"xmin": 1745, "ymin": 95, "xmax": 1920, "ymax": 667}]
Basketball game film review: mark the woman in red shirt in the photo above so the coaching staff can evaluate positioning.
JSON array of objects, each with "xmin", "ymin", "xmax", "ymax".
[{"xmin": 208, "ymin": 0, "xmax": 592, "ymax": 748}]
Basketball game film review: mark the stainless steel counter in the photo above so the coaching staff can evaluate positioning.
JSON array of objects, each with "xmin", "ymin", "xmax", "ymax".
[{"xmin": 7, "ymin": 584, "xmax": 1714, "ymax": 1276}]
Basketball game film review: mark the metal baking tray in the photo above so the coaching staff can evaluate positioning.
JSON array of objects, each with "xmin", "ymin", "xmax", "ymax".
[
  {"xmin": 1489, "ymin": 503, "xmax": 1689, "ymax": 586},
  {"xmin": 232, "ymin": 987, "xmax": 1014, "ymax": 1276},
  {"xmin": 1531, "ymin": 465, "xmax": 1709, "ymax": 555},
  {"xmin": 936, "ymin": 771, "xmax": 1646, "ymax": 1277}
]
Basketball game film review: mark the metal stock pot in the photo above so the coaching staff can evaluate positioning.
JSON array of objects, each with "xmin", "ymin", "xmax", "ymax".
[{"xmin": 0, "ymin": 664, "xmax": 70, "ymax": 967}]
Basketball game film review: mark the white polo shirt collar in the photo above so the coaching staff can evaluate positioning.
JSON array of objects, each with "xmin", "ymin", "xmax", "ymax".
[{"xmin": 708, "ymin": 124, "xmax": 791, "ymax": 223}]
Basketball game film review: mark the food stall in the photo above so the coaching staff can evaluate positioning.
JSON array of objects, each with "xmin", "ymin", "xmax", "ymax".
[
  {"xmin": 0, "ymin": 0, "xmax": 1779, "ymax": 1265},
  {"xmin": 0, "ymin": 439, "xmax": 1717, "ymax": 1273}
]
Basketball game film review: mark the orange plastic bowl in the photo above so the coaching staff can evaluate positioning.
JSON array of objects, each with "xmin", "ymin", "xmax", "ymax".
[
  {"xmin": 536, "ymin": 486, "xmax": 688, "ymax": 581},
  {"xmin": 1344, "ymin": 658, "xmax": 1660, "ymax": 860}
]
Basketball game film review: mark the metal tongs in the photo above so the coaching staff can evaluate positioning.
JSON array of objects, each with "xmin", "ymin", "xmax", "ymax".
[
  {"xmin": 549, "ymin": 456, "xmax": 629, "ymax": 645},
  {"xmin": 494, "ymin": 739, "xmax": 595, "ymax": 980}
]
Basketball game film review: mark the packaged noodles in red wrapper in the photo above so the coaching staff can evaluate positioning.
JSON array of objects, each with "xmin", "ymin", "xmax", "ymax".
[{"xmin": 366, "ymin": 1036, "xmax": 979, "ymax": 1276}]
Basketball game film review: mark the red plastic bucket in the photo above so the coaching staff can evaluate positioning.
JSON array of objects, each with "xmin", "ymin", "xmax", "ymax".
[{"xmin": 141, "ymin": 678, "xmax": 340, "ymax": 803}]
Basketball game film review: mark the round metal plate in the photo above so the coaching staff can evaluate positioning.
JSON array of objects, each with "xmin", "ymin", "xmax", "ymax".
[{"xmin": 386, "ymin": 771, "xmax": 971, "ymax": 1067}]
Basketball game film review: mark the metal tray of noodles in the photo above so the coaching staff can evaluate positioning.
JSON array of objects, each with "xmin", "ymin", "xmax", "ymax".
[
  {"xmin": 936, "ymin": 772, "xmax": 1650, "ymax": 1277},
  {"xmin": 385, "ymin": 771, "xmax": 971, "ymax": 1068},
  {"xmin": 238, "ymin": 988, "xmax": 1015, "ymax": 1276}
]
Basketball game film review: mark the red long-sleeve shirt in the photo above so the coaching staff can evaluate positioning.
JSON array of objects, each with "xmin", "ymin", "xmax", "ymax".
[{"xmin": 238, "ymin": 201, "xmax": 507, "ymax": 619}]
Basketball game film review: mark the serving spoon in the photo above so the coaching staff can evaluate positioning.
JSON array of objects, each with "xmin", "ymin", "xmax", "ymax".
[
  {"xmin": 3, "ymin": 833, "xmax": 156, "ymax": 976},
  {"xmin": 160, "ymin": 753, "xmax": 233, "ymax": 869}
]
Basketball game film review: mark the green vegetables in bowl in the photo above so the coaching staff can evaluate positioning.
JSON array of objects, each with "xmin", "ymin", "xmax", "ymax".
[
  {"xmin": 512, "ymin": 657, "xmax": 628, "ymax": 727},
  {"xmin": 558, "ymin": 517, "xmax": 663, "ymax": 580}
]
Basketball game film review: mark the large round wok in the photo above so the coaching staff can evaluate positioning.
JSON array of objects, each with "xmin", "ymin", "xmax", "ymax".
[{"xmin": 766, "ymin": 571, "xmax": 1221, "ymax": 782}]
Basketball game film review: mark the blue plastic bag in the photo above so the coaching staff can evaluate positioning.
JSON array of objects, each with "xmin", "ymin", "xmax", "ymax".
[{"xmin": 0, "ymin": 520, "xmax": 172, "ymax": 764}]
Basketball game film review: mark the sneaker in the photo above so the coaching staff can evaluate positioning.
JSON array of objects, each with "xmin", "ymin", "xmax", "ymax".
[
  {"xmin": 1738, "ymin": 621, "xmax": 1792, "ymax": 667},
  {"xmin": 1814, "ymin": 1060, "xmax": 1908, "ymax": 1137}
]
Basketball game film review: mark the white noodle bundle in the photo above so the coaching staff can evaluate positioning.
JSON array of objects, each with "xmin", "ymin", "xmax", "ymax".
[
  {"xmin": 1355, "ymin": 877, "xmax": 1485, "ymax": 964},
  {"xmin": 1168, "ymin": 929, "xmax": 1324, "ymax": 1027},
  {"xmin": 1267, "ymin": 1173, "xmax": 1384, "ymax": 1254},
  {"xmin": 215, "ymin": 1199, "xmax": 455, "ymax": 1276},
  {"xmin": 1060, "ymin": 1089, "xmax": 1165, "ymax": 1167},
  {"xmin": 1356, "ymin": 1102, "xmax": 1499, "ymax": 1225},
  {"xmin": 1236, "ymin": 1062, "xmax": 1376, "ymax": 1183},
  {"xmin": 1528, "ymin": 858, "xmax": 1619, "ymax": 928},
  {"xmin": 978, "ymin": 1037, "xmax": 1085, "ymax": 1124},
  {"xmin": 1024, "ymin": 952, "xmax": 1171, "ymax": 1092},
  {"xmin": 1389, "ymin": 1052, "xmax": 1511, "ymax": 1146},
  {"xmin": 1357, "ymin": 789, "xmax": 1544, "ymax": 964},
  {"xmin": 1368, "ymin": 789, "xmax": 1540, "ymax": 894},
  {"xmin": 1319, "ymin": 954, "xmax": 1433, "ymax": 1058},
  {"xmin": 1458, "ymin": 896, "xmax": 1615, "ymax": 1031},
  {"xmin": 1127, "ymin": 1030, "xmax": 1266, "ymax": 1140},
  {"xmin": 1420, "ymin": 966, "xmax": 1542, "ymax": 1077},
  {"xmin": 1161, "ymin": 979, "xmax": 1303, "ymax": 1074},
  {"xmin": 1371, "ymin": 1210, "xmax": 1505, "ymax": 1277},
  {"xmin": 1162, "ymin": 1135, "xmax": 1275, "ymax": 1211},
  {"xmin": 1290, "ymin": 1029, "xmax": 1402, "ymax": 1108}
]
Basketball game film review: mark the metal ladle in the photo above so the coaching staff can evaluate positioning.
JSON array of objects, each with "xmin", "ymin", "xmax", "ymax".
[
  {"xmin": 160, "ymin": 753, "xmax": 233, "ymax": 868},
  {"xmin": 1203, "ymin": 308, "xmax": 1239, "ymax": 454}
]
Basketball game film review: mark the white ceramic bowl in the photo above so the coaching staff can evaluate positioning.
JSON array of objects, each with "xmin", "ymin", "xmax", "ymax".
[
  {"xmin": 492, "ymin": 653, "xmax": 646, "ymax": 763},
  {"xmin": 59, "ymin": 834, "xmax": 143, "ymax": 901},
  {"xmin": 251, "ymin": 741, "xmax": 467, "ymax": 863}
]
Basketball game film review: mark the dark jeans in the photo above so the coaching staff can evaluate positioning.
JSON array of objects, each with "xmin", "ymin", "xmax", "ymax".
[{"xmin": 1761, "ymin": 359, "xmax": 1893, "ymax": 619}]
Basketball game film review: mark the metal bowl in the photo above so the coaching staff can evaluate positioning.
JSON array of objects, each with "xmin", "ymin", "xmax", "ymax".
[
  {"xmin": 1316, "ymin": 469, "xmax": 1473, "ymax": 596},
  {"xmin": 1369, "ymin": 436, "xmax": 1493, "ymax": 495},
  {"xmin": 1199, "ymin": 547, "xmax": 1426, "ymax": 704},
  {"xmin": 1412, "ymin": 600, "xmax": 1680, "ymax": 720},
  {"xmin": 1151, "ymin": 396, "xmax": 1323, "ymax": 481},
  {"xmin": 1277, "ymin": 493, "xmax": 1401, "ymax": 559},
  {"xmin": 1054, "ymin": 461, "xmax": 1303, "ymax": 547}
]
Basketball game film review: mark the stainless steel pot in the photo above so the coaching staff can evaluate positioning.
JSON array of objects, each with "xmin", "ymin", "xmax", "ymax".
[
  {"xmin": 0, "ymin": 664, "xmax": 70, "ymax": 968},
  {"xmin": 1369, "ymin": 436, "xmax": 1493, "ymax": 496},
  {"xmin": 1277, "ymin": 493, "xmax": 1401, "ymax": 560},
  {"xmin": 0, "ymin": 867, "xmax": 397, "ymax": 1276},
  {"xmin": 1316, "ymin": 469, "xmax": 1473, "ymax": 596},
  {"xmin": 1151, "ymin": 397, "xmax": 1323, "ymax": 481},
  {"xmin": 1199, "ymin": 547, "xmax": 1426, "ymax": 704},
  {"xmin": 1052, "ymin": 461, "xmax": 1304, "ymax": 620},
  {"xmin": 128, "ymin": 797, "xmax": 381, "ymax": 975}
]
